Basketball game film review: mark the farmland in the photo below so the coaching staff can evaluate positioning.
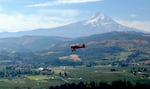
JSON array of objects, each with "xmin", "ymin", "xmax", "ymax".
[{"xmin": 0, "ymin": 65, "xmax": 149, "ymax": 89}]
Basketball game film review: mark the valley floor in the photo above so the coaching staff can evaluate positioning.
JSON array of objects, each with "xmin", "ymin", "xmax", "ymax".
[{"xmin": 0, "ymin": 65, "xmax": 150, "ymax": 89}]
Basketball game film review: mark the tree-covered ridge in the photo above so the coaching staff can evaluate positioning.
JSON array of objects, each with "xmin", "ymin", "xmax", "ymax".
[
  {"xmin": 0, "ymin": 31, "xmax": 150, "ymax": 65},
  {"xmin": 49, "ymin": 81, "xmax": 150, "ymax": 89}
]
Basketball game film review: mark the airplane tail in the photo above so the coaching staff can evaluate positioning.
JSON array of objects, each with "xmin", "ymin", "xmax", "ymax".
[{"xmin": 82, "ymin": 44, "xmax": 85, "ymax": 48}]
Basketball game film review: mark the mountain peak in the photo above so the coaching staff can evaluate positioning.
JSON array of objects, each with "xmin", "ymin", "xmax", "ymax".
[
  {"xmin": 85, "ymin": 13, "xmax": 112, "ymax": 25},
  {"xmin": 92, "ymin": 13, "xmax": 105, "ymax": 20}
]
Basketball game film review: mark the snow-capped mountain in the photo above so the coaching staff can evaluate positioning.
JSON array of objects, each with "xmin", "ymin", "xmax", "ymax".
[
  {"xmin": 83, "ymin": 13, "xmax": 136, "ymax": 33},
  {"xmin": 0, "ymin": 13, "xmax": 139, "ymax": 38},
  {"xmin": 85, "ymin": 13, "xmax": 113, "ymax": 25}
]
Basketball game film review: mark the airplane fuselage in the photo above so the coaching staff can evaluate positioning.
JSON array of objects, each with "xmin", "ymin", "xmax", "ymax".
[{"xmin": 71, "ymin": 44, "xmax": 85, "ymax": 51}]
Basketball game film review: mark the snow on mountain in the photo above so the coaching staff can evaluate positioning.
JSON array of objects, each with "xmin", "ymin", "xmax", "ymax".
[
  {"xmin": 78, "ymin": 13, "xmax": 138, "ymax": 35},
  {"xmin": 85, "ymin": 13, "xmax": 105, "ymax": 24},
  {"xmin": 85, "ymin": 13, "xmax": 113, "ymax": 26},
  {"xmin": 0, "ymin": 13, "xmax": 139, "ymax": 38}
]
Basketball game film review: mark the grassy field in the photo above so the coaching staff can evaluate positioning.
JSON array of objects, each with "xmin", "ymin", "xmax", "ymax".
[
  {"xmin": 63, "ymin": 66, "xmax": 143, "ymax": 83},
  {"xmin": 26, "ymin": 75, "xmax": 52, "ymax": 80},
  {"xmin": 117, "ymin": 52, "xmax": 133, "ymax": 60},
  {"xmin": 0, "ymin": 66, "xmax": 150, "ymax": 89}
]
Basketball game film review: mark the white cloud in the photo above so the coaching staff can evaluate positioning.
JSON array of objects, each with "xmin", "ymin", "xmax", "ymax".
[
  {"xmin": 37, "ymin": 9, "xmax": 79, "ymax": 18},
  {"xmin": 115, "ymin": 19, "xmax": 150, "ymax": 32},
  {"xmin": 129, "ymin": 14, "xmax": 138, "ymax": 18},
  {"xmin": 0, "ymin": 0, "xmax": 11, "ymax": 2},
  {"xmin": 0, "ymin": 13, "xmax": 56, "ymax": 32},
  {"xmin": 0, "ymin": 9, "xmax": 79, "ymax": 32},
  {"xmin": 139, "ymin": 7, "xmax": 150, "ymax": 10},
  {"xmin": 26, "ymin": 0, "xmax": 103, "ymax": 7},
  {"xmin": 55, "ymin": 0, "xmax": 103, "ymax": 4}
]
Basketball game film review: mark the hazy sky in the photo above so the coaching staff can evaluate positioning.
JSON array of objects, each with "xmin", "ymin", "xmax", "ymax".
[{"xmin": 0, "ymin": 0, "xmax": 150, "ymax": 32}]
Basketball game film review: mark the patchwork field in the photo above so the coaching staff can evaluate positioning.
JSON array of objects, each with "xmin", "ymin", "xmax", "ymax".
[{"xmin": 0, "ymin": 65, "xmax": 149, "ymax": 89}]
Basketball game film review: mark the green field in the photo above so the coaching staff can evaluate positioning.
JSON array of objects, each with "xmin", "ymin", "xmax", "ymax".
[
  {"xmin": 26, "ymin": 75, "xmax": 52, "ymax": 80},
  {"xmin": 0, "ymin": 66, "xmax": 150, "ymax": 89}
]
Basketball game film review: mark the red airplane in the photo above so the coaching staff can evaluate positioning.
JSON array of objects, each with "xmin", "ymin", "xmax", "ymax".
[{"xmin": 70, "ymin": 44, "xmax": 85, "ymax": 51}]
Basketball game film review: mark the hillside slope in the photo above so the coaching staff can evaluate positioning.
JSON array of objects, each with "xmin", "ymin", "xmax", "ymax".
[{"xmin": 0, "ymin": 31, "xmax": 150, "ymax": 65}]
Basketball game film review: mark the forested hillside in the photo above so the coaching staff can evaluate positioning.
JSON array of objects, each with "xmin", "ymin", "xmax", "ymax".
[{"xmin": 0, "ymin": 31, "xmax": 150, "ymax": 66}]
